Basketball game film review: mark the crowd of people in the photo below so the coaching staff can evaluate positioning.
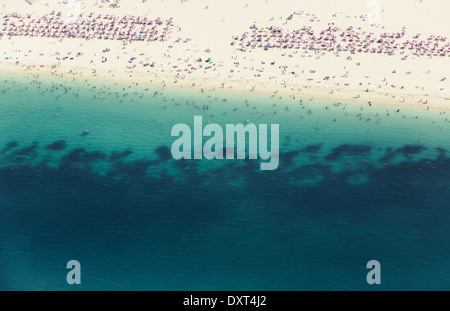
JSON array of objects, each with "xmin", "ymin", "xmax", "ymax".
[
  {"xmin": 1, "ymin": 11, "xmax": 174, "ymax": 41},
  {"xmin": 231, "ymin": 11, "xmax": 450, "ymax": 60}
]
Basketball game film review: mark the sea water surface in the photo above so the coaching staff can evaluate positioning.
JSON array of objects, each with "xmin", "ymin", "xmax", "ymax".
[{"xmin": 0, "ymin": 73, "xmax": 449, "ymax": 290}]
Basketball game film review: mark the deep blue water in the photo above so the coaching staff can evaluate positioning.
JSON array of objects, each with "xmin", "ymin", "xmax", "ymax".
[{"xmin": 0, "ymin": 73, "xmax": 449, "ymax": 290}]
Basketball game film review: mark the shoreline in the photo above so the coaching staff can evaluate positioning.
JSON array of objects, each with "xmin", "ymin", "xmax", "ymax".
[
  {"xmin": 0, "ymin": 0, "xmax": 449, "ymax": 111},
  {"xmin": 1, "ymin": 62, "xmax": 449, "ymax": 112}
]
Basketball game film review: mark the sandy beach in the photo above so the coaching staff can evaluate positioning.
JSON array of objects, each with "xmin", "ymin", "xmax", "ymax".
[{"xmin": 0, "ymin": 0, "xmax": 449, "ymax": 109}]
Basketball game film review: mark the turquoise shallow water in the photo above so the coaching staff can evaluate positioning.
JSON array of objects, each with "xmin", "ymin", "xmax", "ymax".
[{"xmin": 0, "ymin": 72, "xmax": 449, "ymax": 290}]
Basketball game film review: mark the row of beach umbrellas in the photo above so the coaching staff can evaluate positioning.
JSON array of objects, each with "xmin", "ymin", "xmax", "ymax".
[
  {"xmin": 1, "ymin": 12, "xmax": 174, "ymax": 42},
  {"xmin": 232, "ymin": 20, "xmax": 450, "ymax": 58}
]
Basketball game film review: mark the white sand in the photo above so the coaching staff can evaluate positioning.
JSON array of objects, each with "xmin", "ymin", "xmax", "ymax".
[{"xmin": 0, "ymin": 0, "xmax": 449, "ymax": 109}]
